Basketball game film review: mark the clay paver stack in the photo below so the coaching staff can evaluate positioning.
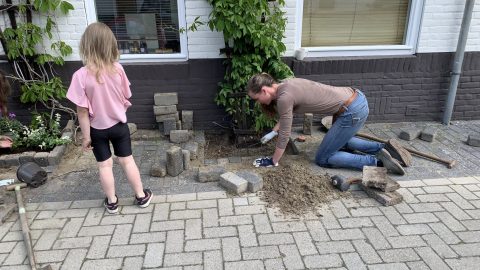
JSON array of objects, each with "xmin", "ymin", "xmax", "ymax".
[{"xmin": 359, "ymin": 166, "xmax": 403, "ymax": 206}]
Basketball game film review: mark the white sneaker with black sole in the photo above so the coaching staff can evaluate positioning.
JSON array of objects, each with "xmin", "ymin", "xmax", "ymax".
[{"xmin": 376, "ymin": 149, "xmax": 405, "ymax": 175}]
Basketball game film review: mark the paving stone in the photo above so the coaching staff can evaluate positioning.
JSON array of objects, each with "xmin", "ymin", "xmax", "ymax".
[
  {"xmin": 150, "ymin": 162, "xmax": 167, "ymax": 177},
  {"xmin": 303, "ymin": 254, "xmax": 343, "ymax": 268},
  {"xmin": 222, "ymin": 237, "xmax": 241, "ymax": 261},
  {"xmin": 182, "ymin": 110, "xmax": 194, "ymax": 130},
  {"xmin": 303, "ymin": 113, "xmax": 313, "ymax": 135},
  {"xmin": 280, "ymin": 244, "xmax": 305, "ymax": 270},
  {"xmin": 219, "ymin": 172, "xmax": 248, "ymax": 194},
  {"xmin": 264, "ymin": 258, "xmax": 286, "ymax": 270},
  {"xmin": 235, "ymin": 170, "xmax": 263, "ymax": 192},
  {"xmin": 225, "ymin": 260, "xmax": 264, "ymax": 270},
  {"xmin": 204, "ymin": 250, "xmax": 222, "ymax": 270},
  {"xmin": 362, "ymin": 227, "xmax": 391, "ymax": 250},
  {"xmin": 166, "ymin": 146, "xmax": 183, "ymax": 176},
  {"xmin": 360, "ymin": 184, "xmax": 403, "ymax": 206},
  {"xmin": 377, "ymin": 248, "xmax": 420, "ymax": 263},
  {"xmin": 242, "ymin": 246, "xmax": 280, "ymax": 260},
  {"xmin": 316, "ymin": 240, "xmax": 355, "ymax": 254},
  {"xmin": 446, "ymin": 257, "xmax": 480, "ymax": 270},
  {"xmin": 398, "ymin": 128, "xmax": 421, "ymax": 141},
  {"xmin": 415, "ymin": 246, "xmax": 451, "ymax": 270},
  {"xmin": 238, "ymin": 224, "xmax": 258, "ymax": 247},
  {"xmin": 163, "ymin": 252, "xmax": 203, "ymax": 266},
  {"xmin": 467, "ymin": 134, "xmax": 480, "ymax": 147},
  {"xmin": 198, "ymin": 166, "xmax": 226, "ymax": 182},
  {"xmin": 154, "ymin": 92, "xmax": 178, "ymax": 106},
  {"xmin": 420, "ymin": 127, "xmax": 437, "ymax": 142},
  {"xmin": 81, "ymin": 258, "xmax": 123, "ymax": 270}
]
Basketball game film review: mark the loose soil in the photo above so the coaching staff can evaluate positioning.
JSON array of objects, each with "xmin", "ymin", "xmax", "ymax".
[{"xmin": 204, "ymin": 132, "xmax": 349, "ymax": 216}]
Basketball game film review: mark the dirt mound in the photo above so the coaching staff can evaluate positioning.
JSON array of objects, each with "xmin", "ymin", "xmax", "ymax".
[{"xmin": 260, "ymin": 163, "xmax": 348, "ymax": 216}]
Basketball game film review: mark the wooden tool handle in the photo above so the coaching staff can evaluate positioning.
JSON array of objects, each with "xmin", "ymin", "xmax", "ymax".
[
  {"xmin": 356, "ymin": 132, "xmax": 456, "ymax": 169},
  {"xmin": 6, "ymin": 183, "xmax": 27, "ymax": 191}
]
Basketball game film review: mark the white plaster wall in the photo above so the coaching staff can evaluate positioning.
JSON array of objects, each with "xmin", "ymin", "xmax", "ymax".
[
  {"xmin": 417, "ymin": 0, "xmax": 480, "ymax": 53},
  {"xmin": 2, "ymin": 0, "xmax": 480, "ymax": 60}
]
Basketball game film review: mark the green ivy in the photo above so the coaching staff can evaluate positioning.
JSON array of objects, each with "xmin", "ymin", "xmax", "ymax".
[{"xmin": 205, "ymin": 0, "xmax": 294, "ymax": 132}]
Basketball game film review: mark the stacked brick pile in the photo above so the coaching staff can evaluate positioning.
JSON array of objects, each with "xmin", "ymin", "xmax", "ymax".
[{"xmin": 154, "ymin": 92, "xmax": 180, "ymax": 135}]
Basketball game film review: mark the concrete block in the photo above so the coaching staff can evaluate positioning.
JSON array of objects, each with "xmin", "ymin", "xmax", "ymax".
[
  {"xmin": 170, "ymin": 130, "xmax": 190, "ymax": 143},
  {"xmin": 182, "ymin": 150, "xmax": 191, "ymax": 170},
  {"xmin": 156, "ymin": 112, "xmax": 179, "ymax": 122},
  {"xmin": 150, "ymin": 162, "xmax": 167, "ymax": 177},
  {"xmin": 166, "ymin": 146, "xmax": 183, "ymax": 176},
  {"xmin": 163, "ymin": 118, "xmax": 177, "ymax": 135},
  {"xmin": 360, "ymin": 184, "xmax": 403, "ymax": 206},
  {"xmin": 236, "ymin": 170, "xmax": 263, "ymax": 192},
  {"xmin": 127, "ymin": 123, "xmax": 137, "ymax": 134},
  {"xmin": 182, "ymin": 111, "xmax": 193, "ymax": 130},
  {"xmin": 181, "ymin": 142, "xmax": 198, "ymax": 160},
  {"xmin": 398, "ymin": 128, "xmax": 421, "ymax": 141},
  {"xmin": 153, "ymin": 105, "xmax": 177, "ymax": 115},
  {"xmin": 303, "ymin": 113, "xmax": 313, "ymax": 135},
  {"xmin": 3, "ymin": 154, "xmax": 20, "ymax": 167},
  {"xmin": 198, "ymin": 166, "xmax": 226, "ymax": 182},
  {"xmin": 176, "ymin": 120, "xmax": 182, "ymax": 130},
  {"xmin": 154, "ymin": 92, "xmax": 178, "ymax": 106},
  {"xmin": 220, "ymin": 172, "xmax": 248, "ymax": 194},
  {"xmin": 467, "ymin": 134, "xmax": 480, "ymax": 147},
  {"xmin": 34, "ymin": 152, "xmax": 49, "ymax": 167},
  {"xmin": 420, "ymin": 127, "xmax": 437, "ymax": 142}
]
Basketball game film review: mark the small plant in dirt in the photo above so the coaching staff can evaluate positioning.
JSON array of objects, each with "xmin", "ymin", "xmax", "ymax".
[
  {"xmin": 196, "ymin": 0, "xmax": 294, "ymax": 132},
  {"xmin": 0, "ymin": 112, "xmax": 70, "ymax": 151}
]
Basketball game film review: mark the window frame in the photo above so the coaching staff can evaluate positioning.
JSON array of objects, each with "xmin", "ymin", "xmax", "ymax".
[
  {"xmin": 295, "ymin": 0, "xmax": 425, "ymax": 57},
  {"xmin": 85, "ymin": 0, "xmax": 188, "ymax": 62}
]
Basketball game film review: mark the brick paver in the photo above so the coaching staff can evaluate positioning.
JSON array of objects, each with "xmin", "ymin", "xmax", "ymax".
[{"xmin": 1, "ymin": 175, "xmax": 479, "ymax": 269}]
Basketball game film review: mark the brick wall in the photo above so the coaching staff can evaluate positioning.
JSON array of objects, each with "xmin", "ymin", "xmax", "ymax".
[{"xmin": 3, "ymin": 52, "xmax": 480, "ymax": 130}]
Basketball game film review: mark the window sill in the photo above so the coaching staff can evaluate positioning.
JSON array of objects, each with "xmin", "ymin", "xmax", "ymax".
[
  {"xmin": 299, "ymin": 45, "xmax": 416, "ymax": 59},
  {"xmin": 119, "ymin": 53, "xmax": 188, "ymax": 63}
]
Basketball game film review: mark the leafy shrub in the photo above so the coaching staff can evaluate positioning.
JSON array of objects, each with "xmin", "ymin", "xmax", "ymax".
[{"xmin": 0, "ymin": 113, "xmax": 70, "ymax": 151}]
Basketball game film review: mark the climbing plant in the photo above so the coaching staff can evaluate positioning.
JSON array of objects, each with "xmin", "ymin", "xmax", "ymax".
[
  {"xmin": 205, "ymin": 0, "xmax": 293, "ymax": 132},
  {"xmin": 0, "ymin": 0, "xmax": 75, "ymax": 120}
]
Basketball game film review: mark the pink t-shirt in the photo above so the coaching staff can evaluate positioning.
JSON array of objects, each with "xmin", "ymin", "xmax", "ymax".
[{"xmin": 67, "ymin": 62, "xmax": 132, "ymax": 129}]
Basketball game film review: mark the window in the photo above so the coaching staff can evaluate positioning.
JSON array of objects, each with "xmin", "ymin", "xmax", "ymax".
[
  {"xmin": 296, "ymin": 0, "xmax": 424, "ymax": 57},
  {"xmin": 86, "ymin": 0, "xmax": 187, "ymax": 60}
]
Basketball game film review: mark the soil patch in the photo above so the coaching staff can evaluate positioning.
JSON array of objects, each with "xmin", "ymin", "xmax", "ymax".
[
  {"xmin": 204, "ymin": 132, "xmax": 276, "ymax": 159},
  {"xmin": 205, "ymin": 133, "xmax": 348, "ymax": 216},
  {"xmin": 259, "ymin": 163, "xmax": 348, "ymax": 216}
]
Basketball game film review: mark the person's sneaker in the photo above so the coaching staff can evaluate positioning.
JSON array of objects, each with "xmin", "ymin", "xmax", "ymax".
[
  {"xmin": 104, "ymin": 196, "xmax": 119, "ymax": 214},
  {"xmin": 385, "ymin": 139, "xmax": 412, "ymax": 167},
  {"xmin": 376, "ymin": 149, "xmax": 405, "ymax": 175},
  {"xmin": 135, "ymin": 189, "xmax": 153, "ymax": 208}
]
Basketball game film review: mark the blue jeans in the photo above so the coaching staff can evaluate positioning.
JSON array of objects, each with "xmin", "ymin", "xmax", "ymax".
[{"xmin": 315, "ymin": 90, "xmax": 383, "ymax": 170}]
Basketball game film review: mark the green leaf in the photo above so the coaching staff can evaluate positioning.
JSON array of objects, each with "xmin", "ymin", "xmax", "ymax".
[{"xmin": 60, "ymin": 1, "xmax": 74, "ymax": 14}]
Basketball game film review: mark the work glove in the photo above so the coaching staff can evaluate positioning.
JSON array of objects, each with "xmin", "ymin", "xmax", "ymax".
[
  {"xmin": 253, "ymin": 157, "xmax": 278, "ymax": 167},
  {"xmin": 260, "ymin": 130, "xmax": 278, "ymax": 144}
]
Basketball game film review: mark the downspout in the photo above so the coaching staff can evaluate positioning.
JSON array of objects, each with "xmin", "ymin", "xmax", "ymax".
[{"xmin": 442, "ymin": 0, "xmax": 476, "ymax": 125}]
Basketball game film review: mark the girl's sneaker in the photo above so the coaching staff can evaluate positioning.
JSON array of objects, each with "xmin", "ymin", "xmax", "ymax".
[
  {"xmin": 135, "ymin": 189, "xmax": 153, "ymax": 208},
  {"xmin": 104, "ymin": 195, "xmax": 119, "ymax": 214}
]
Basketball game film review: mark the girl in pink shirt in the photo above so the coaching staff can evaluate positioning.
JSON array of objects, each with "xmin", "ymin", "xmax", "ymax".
[{"xmin": 67, "ymin": 22, "xmax": 152, "ymax": 214}]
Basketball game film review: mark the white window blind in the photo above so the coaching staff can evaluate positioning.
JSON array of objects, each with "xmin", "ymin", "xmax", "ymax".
[
  {"xmin": 95, "ymin": 0, "xmax": 180, "ymax": 54},
  {"xmin": 302, "ymin": 0, "xmax": 410, "ymax": 47}
]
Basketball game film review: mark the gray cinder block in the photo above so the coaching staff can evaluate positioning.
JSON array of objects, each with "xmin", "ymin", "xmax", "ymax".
[
  {"xmin": 303, "ymin": 113, "xmax": 313, "ymax": 135},
  {"xmin": 182, "ymin": 110, "xmax": 193, "ymax": 130},
  {"xmin": 467, "ymin": 134, "xmax": 480, "ymax": 147},
  {"xmin": 166, "ymin": 146, "xmax": 183, "ymax": 176},
  {"xmin": 198, "ymin": 166, "xmax": 226, "ymax": 182},
  {"xmin": 170, "ymin": 130, "xmax": 190, "ymax": 143},
  {"xmin": 156, "ymin": 112, "xmax": 179, "ymax": 122},
  {"xmin": 182, "ymin": 150, "xmax": 191, "ymax": 170},
  {"xmin": 236, "ymin": 170, "xmax": 263, "ymax": 192},
  {"xmin": 398, "ymin": 128, "xmax": 421, "ymax": 141},
  {"xmin": 150, "ymin": 162, "xmax": 167, "ymax": 177},
  {"xmin": 153, "ymin": 105, "xmax": 177, "ymax": 115},
  {"xmin": 163, "ymin": 118, "xmax": 177, "ymax": 136},
  {"xmin": 154, "ymin": 92, "xmax": 178, "ymax": 106},
  {"xmin": 420, "ymin": 127, "xmax": 437, "ymax": 142},
  {"xmin": 220, "ymin": 172, "xmax": 248, "ymax": 194}
]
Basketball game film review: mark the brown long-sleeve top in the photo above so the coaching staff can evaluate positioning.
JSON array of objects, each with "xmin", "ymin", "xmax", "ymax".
[{"xmin": 276, "ymin": 78, "xmax": 354, "ymax": 149}]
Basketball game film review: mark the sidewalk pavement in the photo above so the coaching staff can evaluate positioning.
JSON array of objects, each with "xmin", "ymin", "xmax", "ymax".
[
  {"xmin": 1, "ymin": 175, "xmax": 480, "ymax": 269},
  {"xmin": 1, "ymin": 120, "xmax": 480, "ymax": 269}
]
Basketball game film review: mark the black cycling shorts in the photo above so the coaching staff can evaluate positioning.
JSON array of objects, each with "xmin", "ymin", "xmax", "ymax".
[{"xmin": 90, "ymin": 122, "xmax": 132, "ymax": 162}]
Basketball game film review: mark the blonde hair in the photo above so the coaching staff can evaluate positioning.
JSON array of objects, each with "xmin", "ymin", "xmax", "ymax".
[{"xmin": 79, "ymin": 22, "xmax": 119, "ymax": 82}]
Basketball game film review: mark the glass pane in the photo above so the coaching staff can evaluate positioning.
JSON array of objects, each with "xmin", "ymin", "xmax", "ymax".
[
  {"xmin": 302, "ymin": 0, "xmax": 409, "ymax": 47},
  {"xmin": 95, "ymin": 0, "xmax": 180, "ymax": 54}
]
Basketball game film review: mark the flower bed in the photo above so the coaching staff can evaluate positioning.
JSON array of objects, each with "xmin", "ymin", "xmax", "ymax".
[{"xmin": 0, "ymin": 117, "xmax": 74, "ymax": 168}]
